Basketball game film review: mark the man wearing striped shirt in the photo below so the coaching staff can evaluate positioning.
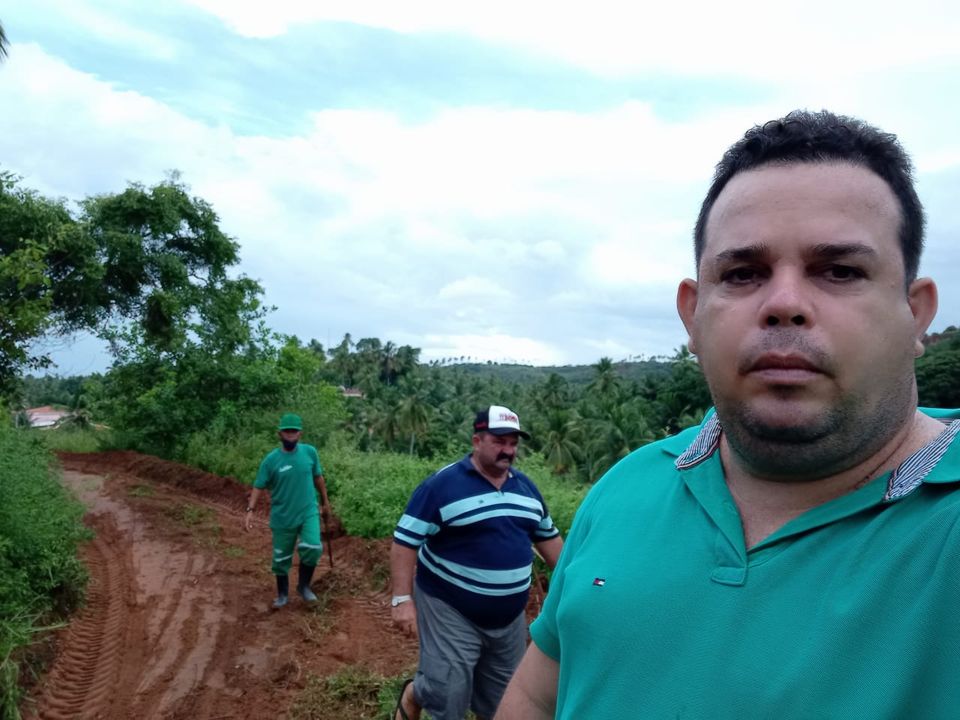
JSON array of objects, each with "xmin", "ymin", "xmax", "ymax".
[{"xmin": 390, "ymin": 405, "xmax": 563, "ymax": 720}]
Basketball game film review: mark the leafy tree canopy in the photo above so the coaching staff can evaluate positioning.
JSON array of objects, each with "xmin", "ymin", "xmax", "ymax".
[{"xmin": 0, "ymin": 172, "xmax": 265, "ymax": 396}]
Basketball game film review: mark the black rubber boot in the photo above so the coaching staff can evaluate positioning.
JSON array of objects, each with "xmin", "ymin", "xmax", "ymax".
[
  {"xmin": 273, "ymin": 574, "xmax": 289, "ymax": 609},
  {"xmin": 297, "ymin": 564, "xmax": 318, "ymax": 602}
]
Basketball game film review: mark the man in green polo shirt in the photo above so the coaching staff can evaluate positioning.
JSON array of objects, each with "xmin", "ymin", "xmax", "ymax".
[
  {"xmin": 497, "ymin": 111, "xmax": 960, "ymax": 719},
  {"xmin": 245, "ymin": 413, "xmax": 331, "ymax": 609}
]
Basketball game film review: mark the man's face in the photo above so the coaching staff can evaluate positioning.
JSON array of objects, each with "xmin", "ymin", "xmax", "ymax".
[
  {"xmin": 279, "ymin": 429, "xmax": 301, "ymax": 450},
  {"xmin": 677, "ymin": 162, "xmax": 937, "ymax": 479},
  {"xmin": 472, "ymin": 432, "xmax": 520, "ymax": 475}
]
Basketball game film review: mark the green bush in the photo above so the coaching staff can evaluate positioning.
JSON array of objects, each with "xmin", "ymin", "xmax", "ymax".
[
  {"xmin": 181, "ymin": 384, "xmax": 346, "ymax": 482},
  {"xmin": 0, "ymin": 422, "xmax": 89, "ymax": 717},
  {"xmin": 323, "ymin": 445, "xmax": 438, "ymax": 538},
  {"xmin": 518, "ymin": 453, "xmax": 590, "ymax": 537},
  {"xmin": 323, "ymin": 444, "xmax": 587, "ymax": 540},
  {"xmin": 39, "ymin": 427, "xmax": 101, "ymax": 453}
]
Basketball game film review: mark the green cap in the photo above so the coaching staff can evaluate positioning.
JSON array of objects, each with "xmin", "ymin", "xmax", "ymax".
[{"xmin": 278, "ymin": 413, "xmax": 303, "ymax": 431}]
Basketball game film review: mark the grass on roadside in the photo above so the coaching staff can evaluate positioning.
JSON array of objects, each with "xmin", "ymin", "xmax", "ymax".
[
  {"xmin": 38, "ymin": 427, "xmax": 102, "ymax": 453},
  {"xmin": 0, "ymin": 423, "xmax": 89, "ymax": 718},
  {"xmin": 290, "ymin": 666, "xmax": 418, "ymax": 720}
]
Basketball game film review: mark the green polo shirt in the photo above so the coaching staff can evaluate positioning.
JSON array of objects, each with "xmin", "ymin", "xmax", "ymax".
[
  {"xmin": 531, "ymin": 408, "xmax": 960, "ymax": 719},
  {"xmin": 253, "ymin": 443, "xmax": 323, "ymax": 529}
]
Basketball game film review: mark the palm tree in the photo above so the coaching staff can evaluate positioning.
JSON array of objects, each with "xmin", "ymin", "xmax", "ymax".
[
  {"xmin": 371, "ymin": 399, "xmax": 402, "ymax": 451},
  {"xmin": 540, "ymin": 409, "xmax": 582, "ymax": 475},
  {"xmin": 586, "ymin": 400, "xmax": 655, "ymax": 481},
  {"xmin": 536, "ymin": 373, "xmax": 569, "ymax": 412},
  {"xmin": 397, "ymin": 384, "xmax": 431, "ymax": 455},
  {"xmin": 588, "ymin": 357, "xmax": 621, "ymax": 405},
  {"xmin": 0, "ymin": 21, "xmax": 9, "ymax": 61},
  {"xmin": 395, "ymin": 345, "xmax": 420, "ymax": 380},
  {"xmin": 329, "ymin": 333, "xmax": 355, "ymax": 387},
  {"xmin": 380, "ymin": 341, "xmax": 399, "ymax": 385}
]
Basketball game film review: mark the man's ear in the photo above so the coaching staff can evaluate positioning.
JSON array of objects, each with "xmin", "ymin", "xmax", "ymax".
[
  {"xmin": 677, "ymin": 278, "xmax": 700, "ymax": 355},
  {"xmin": 908, "ymin": 277, "xmax": 938, "ymax": 358}
]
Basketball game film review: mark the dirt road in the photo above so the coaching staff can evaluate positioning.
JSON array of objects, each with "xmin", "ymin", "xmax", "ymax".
[{"xmin": 23, "ymin": 451, "xmax": 417, "ymax": 720}]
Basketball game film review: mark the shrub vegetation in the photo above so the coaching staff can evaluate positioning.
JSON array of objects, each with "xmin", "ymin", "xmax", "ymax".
[{"xmin": 0, "ymin": 422, "xmax": 88, "ymax": 717}]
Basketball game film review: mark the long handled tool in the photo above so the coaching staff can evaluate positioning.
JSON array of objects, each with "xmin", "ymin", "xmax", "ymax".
[{"xmin": 323, "ymin": 509, "xmax": 334, "ymax": 568}]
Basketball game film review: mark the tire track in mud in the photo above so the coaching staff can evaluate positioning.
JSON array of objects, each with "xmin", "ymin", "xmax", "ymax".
[{"xmin": 34, "ymin": 518, "xmax": 128, "ymax": 720}]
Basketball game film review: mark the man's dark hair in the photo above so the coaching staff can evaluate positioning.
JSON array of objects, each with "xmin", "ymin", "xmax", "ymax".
[{"xmin": 693, "ymin": 109, "xmax": 925, "ymax": 283}]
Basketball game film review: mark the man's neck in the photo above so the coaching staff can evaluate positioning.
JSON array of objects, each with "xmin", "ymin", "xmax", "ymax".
[
  {"xmin": 722, "ymin": 410, "xmax": 946, "ymax": 548},
  {"xmin": 470, "ymin": 454, "xmax": 509, "ymax": 489}
]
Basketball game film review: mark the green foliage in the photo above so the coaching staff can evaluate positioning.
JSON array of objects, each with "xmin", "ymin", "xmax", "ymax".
[
  {"xmin": 517, "ymin": 454, "xmax": 590, "ymax": 537},
  {"xmin": 0, "ymin": 172, "xmax": 267, "ymax": 403},
  {"xmin": 320, "ymin": 443, "xmax": 584, "ymax": 540},
  {"xmin": 290, "ymin": 666, "xmax": 401, "ymax": 720},
  {"xmin": 38, "ymin": 427, "xmax": 101, "ymax": 453},
  {"xmin": 0, "ymin": 422, "xmax": 89, "ymax": 715},
  {"xmin": 17, "ymin": 375, "xmax": 91, "ymax": 409},
  {"xmin": 917, "ymin": 329, "xmax": 960, "ymax": 407},
  {"xmin": 323, "ymin": 446, "xmax": 438, "ymax": 538},
  {"xmin": 0, "ymin": 173, "xmax": 73, "ymax": 392},
  {"xmin": 181, "ymin": 383, "xmax": 346, "ymax": 481}
]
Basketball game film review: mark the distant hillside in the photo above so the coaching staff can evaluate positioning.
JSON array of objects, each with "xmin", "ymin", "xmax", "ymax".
[
  {"xmin": 433, "ymin": 359, "xmax": 674, "ymax": 386},
  {"xmin": 923, "ymin": 326, "xmax": 959, "ymax": 348}
]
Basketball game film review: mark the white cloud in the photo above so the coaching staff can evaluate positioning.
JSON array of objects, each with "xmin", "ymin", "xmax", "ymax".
[
  {"xmin": 183, "ymin": 0, "xmax": 960, "ymax": 79},
  {"xmin": 3, "ymin": 13, "xmax": 960, "ymax": 371}
]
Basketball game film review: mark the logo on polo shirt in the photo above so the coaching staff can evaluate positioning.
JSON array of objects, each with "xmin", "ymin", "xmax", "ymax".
[
  {"xmin": 593, "ymin": 577, "xmax": 606, "ymax": 587},
  {"xmin": 279, "ymin": 465, "xmax": 292, "ymax": 473}
]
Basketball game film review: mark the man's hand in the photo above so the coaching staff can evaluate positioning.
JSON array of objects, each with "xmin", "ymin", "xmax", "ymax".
[
  {"xmin": 321, "ymin": 503, "xmax": 331, "ymax": 522},
  {"xmin": 244, "ymin": 510, "xmax": 253, "ymax": 531},
  {"xmin": 392, "ymin": 600, "xmax": 418, "ymax": 639}
]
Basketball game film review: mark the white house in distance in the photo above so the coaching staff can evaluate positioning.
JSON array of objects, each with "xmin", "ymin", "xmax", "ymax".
[{"xmin": 24, "ymin": 406, "xmax": 71, "ymax": 428}]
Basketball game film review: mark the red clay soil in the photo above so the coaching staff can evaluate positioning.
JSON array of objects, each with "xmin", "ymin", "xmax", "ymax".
[{"xmin": 21, "ymin": 451, "xmax": 419, "ymax": 720}]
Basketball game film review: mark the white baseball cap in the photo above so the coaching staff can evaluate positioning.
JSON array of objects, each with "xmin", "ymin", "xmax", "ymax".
[{"xmin": 473, "ymin": 405, "xmax": 530, "ymax": 439}]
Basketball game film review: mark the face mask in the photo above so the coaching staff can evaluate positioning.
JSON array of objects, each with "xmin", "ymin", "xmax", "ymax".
[{"xmin": 281, "ymin": 439, "xmax": 298, "ymax": 451}]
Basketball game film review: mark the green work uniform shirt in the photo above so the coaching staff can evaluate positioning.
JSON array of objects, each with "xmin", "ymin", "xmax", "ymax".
[
  {"xmin": 532, "ymin": 408, "xmax": 960, "ymax": 719},
  {"xmin": 253, "ymin": 443, "xmax": 323, "ymax": 529}
]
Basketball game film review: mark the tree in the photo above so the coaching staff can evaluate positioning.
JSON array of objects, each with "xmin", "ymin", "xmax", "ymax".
[
  {"xmin": 534, "ymin": 373, "xmax": 570, "ymax": 412},
  {"xmin": 74, "ymin": 177, "xmax": 276, "ymax": 455},
  {"xmin": 83, "ymin": 174, "xmax": 262, "ymax": 355},
  {"xmin": 0, "ymin": 173, "xmax": 266, "ymax": 398},
  {"xmin": 584, "ymin": 400, "xmax": 655, "ymax": 481},
  {"xmin": 649, "ymin": 346, "xmax": 712, "ymax": 434},
  {"xmin": 327, "ymin": 333, "xmax": 355, "ymax": 386},
  {"xmin": 397, "ymin": 389, "xmax": 431, "ymax": 455},
  {"xmin": 917, "ymin": 335, "xmax": 960, "ymax": 407},
  {"xmin": 0, "ymin": 20, "xmax": 9, "ymax": 60},
  {"xmin": 539, "ymin": 409, "xmax": 582, "ymax": 475},
  {"xmin": 587, "ymin": 357, "xmax": 621, "ymax": 407},
  {"xmin": 0, "ymin": 172, "xmax": 78, "ymax": 393}
]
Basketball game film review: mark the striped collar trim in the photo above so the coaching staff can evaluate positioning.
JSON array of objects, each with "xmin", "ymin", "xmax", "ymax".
[
  {"xmin": 675, "ymin": 415, "xmax": 960, "ymax": 500},
  {"xmin": 885, "ymin": 420, "xmax": 960, "ymax": 501},
  {"xmin": 675, "ymin": 413, "xmax": 722, "ymax": 470}
]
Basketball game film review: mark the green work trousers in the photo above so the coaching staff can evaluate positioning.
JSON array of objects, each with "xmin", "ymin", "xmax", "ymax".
[{"xmin": 271, "ymin": 515, "xmax": 322, "ymax": 574}]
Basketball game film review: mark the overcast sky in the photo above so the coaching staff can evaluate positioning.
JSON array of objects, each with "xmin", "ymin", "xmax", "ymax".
[{"xmin": 4, "ymin": 1, "xmax": 960, "ymax": 374}]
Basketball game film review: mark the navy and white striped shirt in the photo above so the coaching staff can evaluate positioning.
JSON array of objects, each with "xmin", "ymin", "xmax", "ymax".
[{"xmin": 394, "ymin": 454, "xmax": 560, "ymax": 628}]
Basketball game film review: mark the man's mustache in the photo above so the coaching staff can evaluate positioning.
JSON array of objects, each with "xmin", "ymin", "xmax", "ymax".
[{"xmin": 497, "ymin": 453, "xmax": 515, "ymax": 462}]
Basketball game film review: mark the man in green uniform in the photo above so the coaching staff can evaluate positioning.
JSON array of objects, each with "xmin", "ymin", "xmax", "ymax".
[
  {"xmin": 245, "ymin": 413, "xmax": 331, "ymax": 609},
  {"xmin": 497, "ymin": 111, "xmax": 960, "ymax": 718}
]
